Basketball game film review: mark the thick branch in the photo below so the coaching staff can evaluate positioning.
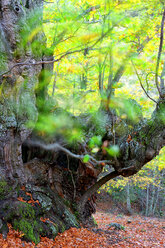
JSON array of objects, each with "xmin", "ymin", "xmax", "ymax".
[
  {"xmin": 78, "ymin": 98, "xmax": 165, "ymax": 213},
  {"xmin": 77, "ymin": 165, "xmax": 136, "ymax": 213},
  {"xmin": 78, "ymin": 170, "xmax": 119, "ymax": 213}
]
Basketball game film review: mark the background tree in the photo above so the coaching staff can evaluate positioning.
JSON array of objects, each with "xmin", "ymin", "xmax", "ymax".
[{"xmin": 100, "ymin": 147, "xmax": 165, "ymax": 216}]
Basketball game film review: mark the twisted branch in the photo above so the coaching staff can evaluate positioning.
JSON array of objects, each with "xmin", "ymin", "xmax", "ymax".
[
  {"xmin": 131, "ymin": 60, "xmax": 158, "ymax": 104},
  {"xmin": 26, "ymin": 140, "xmax": 115, "ymax": 167}
]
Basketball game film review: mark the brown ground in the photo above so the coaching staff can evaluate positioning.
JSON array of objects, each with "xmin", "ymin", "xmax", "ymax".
[{"xmin": 0, "ymin": 209, "xmax": 164, "ymax": 248}]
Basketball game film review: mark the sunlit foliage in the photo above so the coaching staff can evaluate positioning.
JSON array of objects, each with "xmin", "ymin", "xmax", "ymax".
[{"xmin": 42, "ymin": 0, "xmax": 164, "ymax": 117}]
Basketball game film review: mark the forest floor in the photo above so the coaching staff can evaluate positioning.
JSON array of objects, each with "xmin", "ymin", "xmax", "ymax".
[
  {"xmin": 0, "ymin": 211, "xmax": 165, "ymax": 248},
  {"xmin": 0, "ymin": 209, "xmax": 164, "ymax": 248}
]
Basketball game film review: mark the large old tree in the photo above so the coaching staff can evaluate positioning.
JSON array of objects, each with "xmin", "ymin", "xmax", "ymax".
[{"xmin": 0, "ymin": 0, "xmax": 165, "ymax": 244}]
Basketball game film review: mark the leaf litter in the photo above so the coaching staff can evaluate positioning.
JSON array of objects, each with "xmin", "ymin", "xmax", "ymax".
[{"xmin": 0, "ymin": 211, "xmax": 164, "ymax": 247}]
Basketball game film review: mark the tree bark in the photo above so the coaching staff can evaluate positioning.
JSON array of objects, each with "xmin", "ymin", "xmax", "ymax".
[
  {"xmin": 126, "ymin": 180, "xmax": 132, "ymax": 214},
  {"xmin": 145, "ymin": 184, "xmax": 149, "ymax": 216},
  {"xmin": 0, "ymin": 0, "xmax": 43, "ymax": 183},
  {"xmin": 0, "ymin": 1, "xmax": 79, "ymax": 244},
  {"xmin": 77, "ymin": 99, "xmax": 165, "ymax": 217}
]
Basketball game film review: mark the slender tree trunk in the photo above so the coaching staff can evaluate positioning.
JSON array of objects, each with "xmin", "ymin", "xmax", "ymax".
[
  {"xmin": 152, "ymin": 186, "xmax": 160, "ymax": 215},
  {"xmin": 126, "ymin": 180, "xmax": 132, "ymax": 214},
  {"xmin": 149, "ymin": 184, "xmax": 156, "ymax": 216},
  {"xmin": 149, "ymin": 170, "xmax": 156, "ymax": 216},
  {"xmin": 145, "ymin": 184, "xmax": 150, "ymax": 216}
]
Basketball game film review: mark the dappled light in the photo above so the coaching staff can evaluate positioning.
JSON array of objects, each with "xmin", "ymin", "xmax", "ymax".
[{"xmin": 0, "ymin": 0, "xmax": 164, "ymax": 246}]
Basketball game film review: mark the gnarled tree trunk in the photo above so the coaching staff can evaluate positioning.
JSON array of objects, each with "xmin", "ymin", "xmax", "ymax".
[{"xmin": 0, "ymin": 0, "xmax": 79, "ymax": 244}]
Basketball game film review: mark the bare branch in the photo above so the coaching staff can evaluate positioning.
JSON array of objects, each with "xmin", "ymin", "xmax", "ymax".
[
  {"xmin": 155, "ymin": 8, "xmax": 165, "ymax": 98},
  {"xmin": 52, "ymin": 62, "xmax": 60, "ymax": 96},
  {"xmin": 105, "ymin": 34, "xmax": 156, "ymax": 100},
  {"xmin": 0, "ymin": 48, "xmax": 88, "ymax": 77},
  {"xmin": 160, "ymin": 61, "xmax": 165, "ymax": 95},
  {"xmin": 145, "ymin": 72, "xmax": 162, "ymax": 94},
  {"xmin": 77, "ymin": 5, "xmax": 100, "ymax": 20},
  {"xmin": 26, "ymin": 140, "xmax": 115, "ymax": 167},
  {"xmin": 131, "ymin": 60, "xmax": 158, "ymax": 104},
  {"xmin": 145, "ymin": 72, "xmax": 154, "ymax": 93},
  {"xmin": 0, "ymin": 25, "xmax": 115, "ymax": 77}
]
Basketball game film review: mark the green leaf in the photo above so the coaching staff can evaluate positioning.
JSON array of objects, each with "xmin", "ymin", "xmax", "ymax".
[
  {"xmin": 89, "ymin": 135, "xmax": 102, "ymax": 148},
  {"xmin": 83, "ymin": 154, "xmax": 90, "ymax": 163},
  {"xmin": 106, "ymin": 145, "xmax": 120, "ymax": 157}
]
